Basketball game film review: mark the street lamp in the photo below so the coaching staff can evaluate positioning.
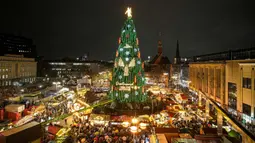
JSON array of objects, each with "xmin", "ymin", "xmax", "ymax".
[
  {"xmin": 122, "ymin": 122, "xmax": 130, "ymax": 128},
  {"xmin": 130, "ymin": 126, "xmax": 138, "ymax": 133},
  {"xmin": 53, "ymin": 82, "xmax": 61, "ymax": 91},
  {"xmin": 139, "ymin": 123, "xmax": 147, "ymax": 130},
  {"xmin": 131, "ymin": 118, "xmax": 138, "ymax": 124}
]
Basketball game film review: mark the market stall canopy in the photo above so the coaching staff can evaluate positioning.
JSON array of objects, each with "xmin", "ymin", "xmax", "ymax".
[
  {"xmin": 180, "ymin": 94, "xmax": 189, "ymax": 100},
  {"xmin": 164, "ymin": 133, "xmax": 180, "ymax": 143},
  {"xmin": 48, "ymin": 125, "xmax": 61, "ymax": 135},
  {"xmin": 179, "ymin": 128, "xmax": 190, "ymax": 133},
  {"xmin": 111, "ymin": 115, "xmax": 132, "ymax": 121},
  {"xmin": 228, "ymin": 130, "xmax": 241, "ymax": 139},
  {"xmin": 194, "ymin": 135, "xmax": 222, "ymax": 141},
  {"xmin": 5, "ymin": 104, "xmax": 25, "ymax": 113},
  {"xmin": 168, "ymin": 111, "xmax": 178, "ymax": 117},
  {"xmin": 155, "ymin": 134, "xmax": 168, "ymax": 143},
  {"xmin": 89, "ymin": 114, "xmax": 110, "ymax": 121},
  {"xmin": 203, "ymin": 128, "xmax": 228, "ymax": 135},
  {"xmin": 179, "ymin": 133, "xmax": 192, "ymax": 139},
  {"xmin": 171, "ymin": 138, "xmax": 196, "ymax": 143},
  {"xmin": 155, "ymin": 128, "xmax": 179, "ymax": 133}
]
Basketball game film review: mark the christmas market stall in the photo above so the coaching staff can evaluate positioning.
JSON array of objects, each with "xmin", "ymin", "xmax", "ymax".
[{"xmin": 89, "ymin": 114, "xmax": 110, "ymax": 126}]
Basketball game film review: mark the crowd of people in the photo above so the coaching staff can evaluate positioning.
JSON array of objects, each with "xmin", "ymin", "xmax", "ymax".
[
  {"xmin": 68, "ymin": 119, "xmax": 151, "ymax": 143},
  {"xmin": 34, "ymin": 101, "xmax": 70, "ymax": 123},
  {"xmin": 172, "ymin": 116, "xmax": 207, "ymax": 135},
  {"xmin": 0, "ymin": 86, "xmax": 19, "ymax": 99}
]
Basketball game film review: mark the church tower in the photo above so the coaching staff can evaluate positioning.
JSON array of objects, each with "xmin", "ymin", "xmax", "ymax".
[
  {"xmin": 174, "ymin": 40, "xmax": 181, "ymax": 64},
  {"xmin": 157, "ymin": 32, "xmax": 163, "ymax": 55}
]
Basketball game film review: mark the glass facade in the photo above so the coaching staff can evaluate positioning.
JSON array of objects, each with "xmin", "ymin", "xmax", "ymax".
[{"xmin": 228, "ymin": 82, "xmax": 237, "ymax": 110}]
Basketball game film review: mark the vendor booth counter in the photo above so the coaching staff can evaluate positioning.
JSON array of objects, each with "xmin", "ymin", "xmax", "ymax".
[{"xmin": 0, "ymin": 121, "xmax": 41, "ymax": 143}]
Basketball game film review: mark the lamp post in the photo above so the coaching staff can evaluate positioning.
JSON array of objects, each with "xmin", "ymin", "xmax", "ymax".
[
  {"xmin": 122, "ymin": 117, "xmax": 150, "ymax": 142},
  {"xmin": 53, "ymin": 82, "xmax": 61, "ymax": 91}
]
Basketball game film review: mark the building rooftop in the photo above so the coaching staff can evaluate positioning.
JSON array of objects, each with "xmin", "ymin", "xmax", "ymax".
[
  {"xmin": 193, "ymin": 47, "xmax": 255, "ymax": 62},
  {"xmin": 150, "ymin": 54, "xmax": 171, "ymax": 65}
]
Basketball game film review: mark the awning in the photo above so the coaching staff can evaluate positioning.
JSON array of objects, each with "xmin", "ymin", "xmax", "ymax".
[
  {"xmin": 180, "ymin": 94, "xmax": 189, "ymax": 100},
  {"xmin": 48, "ymin": 125, "xmax": 61, "ymax": 135}
]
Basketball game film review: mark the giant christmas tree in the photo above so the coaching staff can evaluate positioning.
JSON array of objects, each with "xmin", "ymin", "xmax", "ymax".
[{"xmin": 109, "ymin": 7, "xmax": 147, "ymax": 103}]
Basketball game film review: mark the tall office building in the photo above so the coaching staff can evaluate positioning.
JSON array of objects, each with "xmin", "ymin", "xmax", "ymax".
[{"xmin": 0, "ymin": 33, "xmax": 37, "ymax": 58}]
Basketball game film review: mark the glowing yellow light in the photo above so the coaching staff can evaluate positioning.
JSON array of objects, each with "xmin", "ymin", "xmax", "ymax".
[
  {"xmin": 122, "ymin": 121, "xmax": 130, "ymax": 128},
  {"xmin": 125, "ymin": 7, "xmax": 132, "ymax": 18},
  {"xmin": 139, "ymin": 123, "xmax": 147, "ymax": 130},
  {"xmin": 131, "ymin": 118, "xmax": 138, "ymax": 124},
  {"xmin": 130, "ymin": 126, "xmax": 138, "ymax": 133}
]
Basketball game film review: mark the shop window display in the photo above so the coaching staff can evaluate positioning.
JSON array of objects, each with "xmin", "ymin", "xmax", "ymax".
[{"xmin": 228, "ymin": 82, "xmax": 237, "ymax": 110}]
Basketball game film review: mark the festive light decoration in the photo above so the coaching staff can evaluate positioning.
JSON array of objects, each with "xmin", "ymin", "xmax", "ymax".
[
  {"xmin": 118, "ymin": 58, "xmax": 124, "ymax": 67},
  {"xmin": 129, "ymin": 58, "xmax": 135, "ymax": 67},
  {"xmin": 108, "ymin": 7, "xmax": 147, "ymax": 103},
  {"xmin": 124, "ymin": 94, "xmax": 129, "ymax": 98},
  {"xmin": 119, "ymin": 37, "xmax": 121, "ymax": 44},
  {"xmin": 130, "ymin": 126, "xmax": 138, "ymax": 133},
  {"xmin": 132, "ymin": 118, "xmax": 139, "ymax": 124},
  {"xmin": 124, "ymin": 43, "xmax": 132, "ymax": 49},
  {"xmin": 125, "ymin": 7, "xmax": 132, "ymax": 18},
  {"xmin": 122, "ymin": 122, "xmax": 130, "ymax": 128}
]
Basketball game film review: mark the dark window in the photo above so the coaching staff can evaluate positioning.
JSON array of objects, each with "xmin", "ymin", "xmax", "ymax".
[
  {"xmin": 243, "ymin": 103, "xmax": 251, "ymax": 116},
  {"xmin": 243, "ymin": 78, "xmax": 251, "ymax": 89}
]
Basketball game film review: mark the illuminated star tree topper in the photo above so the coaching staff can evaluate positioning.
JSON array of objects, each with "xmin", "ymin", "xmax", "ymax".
[{"xmin": 125, "ymin": 7, "xmax": 132, "ymax": 18}]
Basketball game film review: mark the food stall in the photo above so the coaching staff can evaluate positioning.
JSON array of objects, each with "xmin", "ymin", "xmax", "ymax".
[
  {"xmin": 5, "ymin": 104, "xmax": 25, "ymax": 121},
  {"xmin": 89, "ymin": 114, "xmax": 110, "ymax": 126}
]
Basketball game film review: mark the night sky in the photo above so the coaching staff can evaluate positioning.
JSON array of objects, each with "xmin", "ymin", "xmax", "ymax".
[{"xmin": 0, "ymin": 0, "xmax": 254, "ymax": 61}]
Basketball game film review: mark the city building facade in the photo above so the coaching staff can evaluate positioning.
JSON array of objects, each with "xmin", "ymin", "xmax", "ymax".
[
  {"xmin": 171, "ymin": 40, "xmax": 190, "ymax": 89},
  {"xmin": 0, "ymin": 33, "xmax": 37, "ymax": 58},
  {"xmin": 40, "ymin": 58, "xmax": 113, "ymax": 78},
  {"xmin": 0, "ymin": 54, "xmax": 37, "ymax": 86},
  {"xmin": 145, "ymin": 39, "xmax": 171, "ymax": 87},
  {"xmin": 189, "ymin": 62, "xmax": 225, "ymax": 104},
  {"xmin": 189, "ymin": 47, "xmax": 255, "ymax": 122}
]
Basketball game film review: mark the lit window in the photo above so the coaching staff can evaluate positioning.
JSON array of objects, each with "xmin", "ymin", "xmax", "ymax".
[
  {"xmin": 243, "ymin": 78, "xmax": 251, "ymax": 89},
  {"xmin": 73, "ymin": 63, "xmax": 83, "ymax": 65},
  {"xmin": 2, "ymin": 75, "xmax": 5, "ymax": 79},
  {"xmin": 6, "ymin": 75, "xmax": 8, "ymax": 78}
]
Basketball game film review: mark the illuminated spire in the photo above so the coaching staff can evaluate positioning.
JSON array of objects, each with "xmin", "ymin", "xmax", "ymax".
[{"xmin": 125, "ymin": 7, "xmax": 132, "ymax": 18}]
